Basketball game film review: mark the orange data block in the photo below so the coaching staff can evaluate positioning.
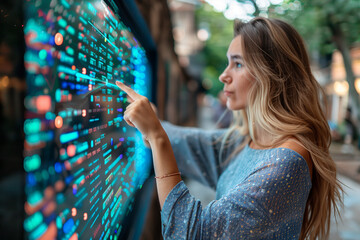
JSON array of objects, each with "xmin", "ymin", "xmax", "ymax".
[
  {"xmin": 67, "ymin": 144, "xmax": 76, "ymax": 157},
  {"xmin": 72, "ymin": 208, "xmax": 77, "ymax": 217},
  {"xmin": 82, "ymin": 68, "xmax": 86, "ymax": 74},
  {"xmin": 54, "ymin": 180, "xmax": 65, "ymax": 192},
  {"xmin": 39, "ymin": 221, "xmax": 57, "ymax": 240},
  {"xmin": 25, "ymin": 199, "xmax": 45, "ymax": 216},
  {"xmin": 55, "ymin": 116, "xmax": 63, "ymax": 128},
  {"xmin": 64, "ymin": 161, "xmax": 71, "ymax": 171},
  {"xmin": 44, "ymin": 186, "xmax": 55, "ymax": 200},
  {"xmin": 36, "ymin": 95, "xmax": 51, "ymax": 113},
  {"xmin": 59, "ymin": 148, "xmax": 66, "ymax": 156},
  {"xmin": 54, "ymin": 33, "xmax": 63, "ymax": 46},
  {"xmin": 82, "ymin": 109, "xmax": 86, "ymax": 117},
  {"xmin": 69, "ymin": 233, "xmax": 79, "ymax": 240}
]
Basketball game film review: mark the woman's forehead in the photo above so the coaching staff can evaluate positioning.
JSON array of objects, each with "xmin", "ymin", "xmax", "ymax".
[{"xmin": 227, "ymin": 36, "xmax": 243, "ymax": 58}]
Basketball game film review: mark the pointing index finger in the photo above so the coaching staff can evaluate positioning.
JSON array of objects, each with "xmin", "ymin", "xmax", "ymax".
[{"xmin": 115, "ymin": 81, "xmax": 140, "ymax": 101}]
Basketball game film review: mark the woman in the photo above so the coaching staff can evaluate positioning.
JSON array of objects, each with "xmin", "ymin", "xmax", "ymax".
[{"xmin": 116, "ymin": 17, "xmax": 343, "ymax": 240}]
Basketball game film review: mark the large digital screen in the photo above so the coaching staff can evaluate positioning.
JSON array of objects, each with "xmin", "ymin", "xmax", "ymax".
[{"xmin": 23, "ymin": 0, "xmax": 153, "ymax": 239}]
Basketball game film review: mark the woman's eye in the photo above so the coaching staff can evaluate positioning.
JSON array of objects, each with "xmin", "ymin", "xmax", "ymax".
[{"xmin": 235, "ymin": 62, "xmax": 243, "ymax": 68}]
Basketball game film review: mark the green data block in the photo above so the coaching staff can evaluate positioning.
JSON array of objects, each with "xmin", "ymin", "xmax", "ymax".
[
  {"xmin": 58, "ymin": 18, "xmax": 67, "ymax": 28},
  {"xmin": 24, "ymin": 212, "xmax": 43, "ymax": 232},
  {"xmin": 39, "ymin": 49, "xmax": 47, "ymax": 60},
  {"xmin": 24, "ymin": 154, "xmax": 41, "ymax": 172}
]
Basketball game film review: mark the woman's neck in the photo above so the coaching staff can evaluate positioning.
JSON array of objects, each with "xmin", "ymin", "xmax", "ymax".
[{"xmin": 249, "ymin": 126, "xmax": 276, "ymax": 149}]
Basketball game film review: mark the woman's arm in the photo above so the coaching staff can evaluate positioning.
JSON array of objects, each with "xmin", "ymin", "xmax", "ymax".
[
  {"xmin": 148, "ymin": 128, "xmax": 182, "ymax": 208},
  {"xmin": 161, "ymin": 122, "xmax": 239, "ymax": 188},
  {"xmin": 116, "ymin": 81, "xmax": 181, "ymax": 208}
]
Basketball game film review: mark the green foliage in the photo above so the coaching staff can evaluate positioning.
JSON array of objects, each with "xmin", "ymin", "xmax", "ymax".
[
  {"xmin": 195, "ymin": 4, "xmax": 234, "ymax": 96},
  {"xmin": 272, "ymin": 0, "xmax": 360, "ymax": 121},
  {"xmin": 203, "ymin": 66, "xmax": 224, "ymax": 96},
  {"xmin": 271, "ymin": 0, "xmax": 360, "ymax": 56}
]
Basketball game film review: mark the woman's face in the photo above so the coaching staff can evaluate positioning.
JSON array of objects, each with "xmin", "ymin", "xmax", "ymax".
[{"xmin": 219, "ymin": 35, "xmax": 255, "ymax": 110}]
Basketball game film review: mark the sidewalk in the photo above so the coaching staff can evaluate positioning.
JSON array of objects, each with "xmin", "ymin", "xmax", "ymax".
[
  {"xmin": 329, "ymin": 142, "xmax": 360, "ymax": 239},
  {"xmin": 330, "ymin": 142, "xmax": 360, "ymax": 183},
  {"xmin": 329, "ymin": 174, "xmax": 360, "ymax": 240}
]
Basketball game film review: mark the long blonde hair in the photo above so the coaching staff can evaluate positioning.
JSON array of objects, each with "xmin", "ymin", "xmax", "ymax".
[{"xmin": 222, "ymin": 17, "xmax": 343, "ymax": 240}]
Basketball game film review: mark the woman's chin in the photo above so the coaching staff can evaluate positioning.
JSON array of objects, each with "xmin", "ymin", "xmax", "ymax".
[{"xmin": 226, "ymin": 102, "xmax": 243, "ymax": 111}]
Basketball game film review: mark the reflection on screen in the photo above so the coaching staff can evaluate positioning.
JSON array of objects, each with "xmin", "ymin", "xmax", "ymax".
[{"xmin": 23, "ymin": 0, "xmax": 152, "ymax": 239}]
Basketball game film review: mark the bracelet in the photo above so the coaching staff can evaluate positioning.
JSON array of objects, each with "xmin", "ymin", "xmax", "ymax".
[{"xmin": 155, "ymin": 172, "xmax": 181, "ymax": 179}]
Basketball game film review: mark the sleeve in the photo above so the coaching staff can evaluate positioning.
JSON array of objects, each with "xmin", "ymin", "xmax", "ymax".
[
  {"xmin": 160, "ymin": 149, "xmax": 312, "ymax": 240},
  {"xmin": 161, "ymin": 121, "xmax": 243, "ymax": 189}
]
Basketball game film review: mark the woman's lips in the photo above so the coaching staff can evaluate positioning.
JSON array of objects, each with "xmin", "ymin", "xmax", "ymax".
[{"xmin": 224, "ymin": 91, "xmax": 233, "ymax": 97}]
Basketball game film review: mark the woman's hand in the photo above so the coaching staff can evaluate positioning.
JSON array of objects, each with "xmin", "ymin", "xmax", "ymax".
[
  {"xmin": 116, "ymin": 81, "xmax": 181, "ymax": 208},
  {"xmin": 115, "ymin": 81, "xmax": 164, "ymax": 143}
]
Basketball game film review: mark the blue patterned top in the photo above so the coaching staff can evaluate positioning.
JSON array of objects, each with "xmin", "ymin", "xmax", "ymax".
[{"xmin": 160, "ymin": 122, "xmax": 312, "ymax": 239}]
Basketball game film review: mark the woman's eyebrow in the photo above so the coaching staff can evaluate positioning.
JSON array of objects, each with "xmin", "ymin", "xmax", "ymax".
[{"xmin": 227, "ymin": 54, "xmax": 243, "ymax": 61}]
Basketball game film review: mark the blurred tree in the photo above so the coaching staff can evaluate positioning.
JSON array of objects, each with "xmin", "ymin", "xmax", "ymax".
[
  {"xmin": 236, "ymin": 0, "xmax": 260, "ymax": 16},
  {"xmin": 271, "ymin": 0, "xmax": 360, "ymax": 121},
  {"xmin": 195, "ymin": 4, "xmax": 234, "ymax": 96}
]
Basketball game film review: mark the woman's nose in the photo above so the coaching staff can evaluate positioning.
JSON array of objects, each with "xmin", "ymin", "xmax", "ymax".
[{"xmin": 219, "ymin": 70, "xmax": 231, "ymax": 84}]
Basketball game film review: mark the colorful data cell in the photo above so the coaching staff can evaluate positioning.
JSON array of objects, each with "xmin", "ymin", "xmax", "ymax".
[
  {"xmin": 55, "ymin": 33, "xmax": 64, "ymax": 46},
  {"xmin": 55, "ymin": 116, "xmax": 63, "ymax": 128}
]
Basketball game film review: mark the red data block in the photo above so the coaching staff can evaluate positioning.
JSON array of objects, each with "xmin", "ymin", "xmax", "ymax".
[{"xmin": 36, "ymin": 95, "xmax": 51, "ymax": 113}]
